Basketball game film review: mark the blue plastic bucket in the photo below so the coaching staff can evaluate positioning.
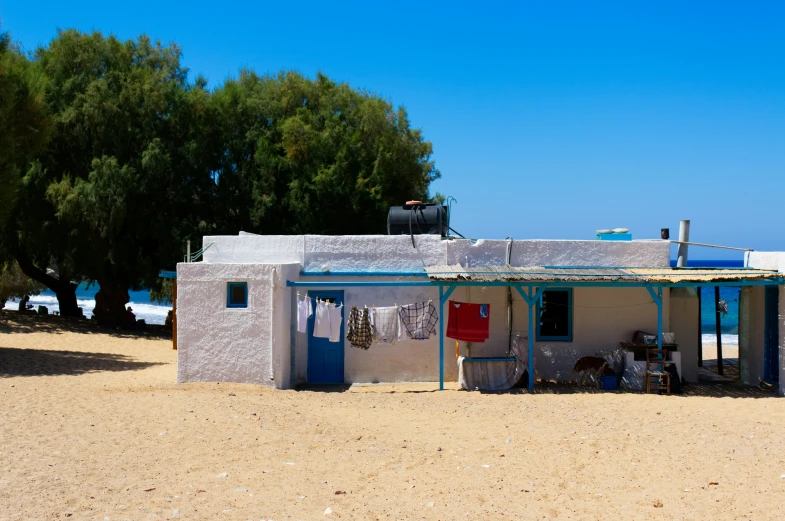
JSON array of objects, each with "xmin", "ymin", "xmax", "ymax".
[{"xmin": 601, "ymin": 375, "xmax": 618, "ymax": 390}]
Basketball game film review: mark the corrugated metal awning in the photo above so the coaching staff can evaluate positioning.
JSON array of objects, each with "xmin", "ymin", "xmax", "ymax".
[{"xmin": 424, "ymin": 265, "xmax": 782, "ymax": 284}]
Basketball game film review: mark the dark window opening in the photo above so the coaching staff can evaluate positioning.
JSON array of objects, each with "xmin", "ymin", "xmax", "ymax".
[
  {"xmin": 227, "ymin": 282, "xmax": 248, "ymax": 308},
  {"xmin": 537, "ymin": 289, "xmax": 572, "ymax": 341}
]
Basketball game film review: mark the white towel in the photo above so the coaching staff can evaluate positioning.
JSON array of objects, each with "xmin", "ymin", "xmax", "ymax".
[
  {"xmin": 297, "ymin": 296, "xmax": 312, "ymax": 334},
  {"xmin": 313, "ymin": 300, "xmax": 331, "ymax": 339},
  {"xmin": 328, "ymin": 304, "xmax": 343, "ymax": 342}
]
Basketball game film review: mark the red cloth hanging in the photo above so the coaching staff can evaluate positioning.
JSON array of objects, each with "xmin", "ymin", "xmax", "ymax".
[{"xmin": 446, "ymin": 301, "xmax": 490, "ymax": 342}]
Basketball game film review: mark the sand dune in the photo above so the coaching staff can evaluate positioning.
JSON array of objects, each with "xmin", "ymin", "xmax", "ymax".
[{"xmin": 1, "ymin": 312, "xmax": 783, "ymax": 520}]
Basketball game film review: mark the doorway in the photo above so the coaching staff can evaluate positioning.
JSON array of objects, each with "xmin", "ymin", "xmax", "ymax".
[
  {"xmin": 307, "ymin": 291, "xmax": 345, "ymax": 384},
  {"xmin": 764, "ymin": 286, "xmax": 780, "ymax": 383}
]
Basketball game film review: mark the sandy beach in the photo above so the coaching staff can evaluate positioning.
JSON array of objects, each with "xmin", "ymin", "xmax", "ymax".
[{"xmin": 1, "ymin": 311, "xmax": 784, "ymax": 521}]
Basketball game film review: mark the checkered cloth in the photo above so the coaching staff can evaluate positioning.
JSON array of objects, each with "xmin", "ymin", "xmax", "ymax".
[
  {"xmin": 398, "ymin": 301, "xmax": 439, "ymax": 340},
  {"xmin": 370, "ymin": 306, "xmax": 400, "ymax": 344},
  {"xmin": 347, "ymin": 306, "xmax": 373, "ymax": 350}
]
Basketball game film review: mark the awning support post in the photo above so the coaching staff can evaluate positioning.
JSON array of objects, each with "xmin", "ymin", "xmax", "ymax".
[
  {"xmin": 439, "ymin": 283, "xmax": 457, "ymax": 390},
  {"xmin": 513, "ymin": 284, "xmax": 546, "ymax": 390},
  {"xmin": 645, "ymin": 285, "xmax": 664, "ymax": 350}
]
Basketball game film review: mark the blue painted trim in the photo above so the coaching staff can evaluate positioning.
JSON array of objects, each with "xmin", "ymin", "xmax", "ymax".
[
  {"xmin": 159, "ymin": 270, "xmax": 177, "ymax": 279},
  {"xmin": 528, "ymin": 288, "xmax": 536, "ymax": 389},
  {"xmin": 597, "ymin": 233, "xmax": 632, "ymax": 241},
  {"xmin": 536, "ymin": 288, "xmax": 573, "ymax": 342},
  {"xmin": 462, "ymin": 357, "xmax": 517, "ymax": 362},
  {"xmin": 286, "ymin": 279, "xmax": 784, "ymax": 289},
  {"xmin": 226, "ymin": 282, "xmax": 248, "ymax": 308},
  {"xmin": 438, "ymin": 283, "xmax": 458, "ymax": 392},
  {"xmin": 300, "ymin": 271, "xmax": 428, "ymax": 277},
  {"xmin": 438, "ymin": 285, "xmax": 444, "ymax": 391},
  {"xmin": 544, "ymin": 265, "xmax": 767, "ymax": 271},
  {"xmin": 289, "ymin": 281, "xmax": 437, "ymax": 287}
]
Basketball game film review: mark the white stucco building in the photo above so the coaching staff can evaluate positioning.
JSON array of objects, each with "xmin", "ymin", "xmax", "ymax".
[{"xmin": 175, "ymin": 234, "xmax": 785, "ymax": 394}]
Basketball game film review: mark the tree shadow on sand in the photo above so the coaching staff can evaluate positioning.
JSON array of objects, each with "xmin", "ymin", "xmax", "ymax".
[
  {"xmin": 0, "ymin": 310, "xmax": 171, "ymax": 340},
  {"xmin": 0, "ymin": 346, "xmax": 164, "ymax": 377}
]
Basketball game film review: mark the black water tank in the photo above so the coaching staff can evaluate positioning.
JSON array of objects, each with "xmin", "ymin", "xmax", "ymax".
[{"xmin": 387, "ymin": 203, "xmax": 448, "ymax": 236}]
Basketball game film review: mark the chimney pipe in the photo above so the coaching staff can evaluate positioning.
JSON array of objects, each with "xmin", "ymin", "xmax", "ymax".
[{"xmin": 677, "ymin": 220, "xmax": 690, "ymax": 267}]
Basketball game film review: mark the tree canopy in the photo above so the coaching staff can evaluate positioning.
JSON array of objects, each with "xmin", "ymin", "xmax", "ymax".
[
  {"xmin": 0, "ymin": 29, "xmax": 440, "ymax": 326},
  {"xmin": 0, "ymin": 26, "xmax": 50, "ymax": 229},
  {"xmin": 208, "ymin": 70, "xmax": 439, "ymax": 235}
]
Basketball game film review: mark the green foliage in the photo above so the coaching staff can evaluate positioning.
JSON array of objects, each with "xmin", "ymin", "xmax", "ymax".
[
  {"xmin": 21, "ymin": 30, "xmax": 212, "ymax": 290},
  {"xmin": 0, "ymin": 260, "xmax": 44, "ymax": 306},
  {"xmin": 208, "ymin": 71, "xmax": 440, "ymax": 234},
  {"xmin": 0, "ymin": 26, "xmax": 51, "ymax": 227},
  {"xmin": 2, "ymin": 28, "xmax": 440, "ymax": 323}
]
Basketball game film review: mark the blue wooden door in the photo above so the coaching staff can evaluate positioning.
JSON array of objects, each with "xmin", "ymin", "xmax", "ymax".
[
  {"xmin": 764, "ymin": 286, "xmax": 779, "ymax": 383},
  {"xmin": 307, "ymin": 291, "xmax": 345, "ymax": 384}
]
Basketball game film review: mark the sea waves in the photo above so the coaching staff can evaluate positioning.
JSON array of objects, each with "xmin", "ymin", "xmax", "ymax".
[
  {"xmin": 702, "ymin": 333, "xmax": 738, "ymax": 346},
  {"xmin": 2, "ymin": 294, "xmax": 170, "ymax": 325}
]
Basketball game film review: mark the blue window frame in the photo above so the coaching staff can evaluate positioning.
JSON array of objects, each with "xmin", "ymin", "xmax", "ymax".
[
  {"xmin": 226, "ymin": 282, "xmax": 248, "ymax": 308},
  {"xmin": 536, "ymin": 288, "xmax": 573, "ymax": 341}
]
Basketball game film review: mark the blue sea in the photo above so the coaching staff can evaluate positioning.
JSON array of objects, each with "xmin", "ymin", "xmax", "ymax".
[
  {"xmin": 670, "ymin": 259, "xmax": 742, "ymax": 345},
  {"xmin": 2, "ymin": 283, "xmax": 171, "ymax": 325}
]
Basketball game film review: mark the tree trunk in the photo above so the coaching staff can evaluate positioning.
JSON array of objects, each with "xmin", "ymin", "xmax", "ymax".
[
  {"xmin": 93, "ymin": 281, "xmax": 131, "ymax": 328},
  {"xmin": 14, "ymin": 250, "xmax": 82, "ymax": 318}
]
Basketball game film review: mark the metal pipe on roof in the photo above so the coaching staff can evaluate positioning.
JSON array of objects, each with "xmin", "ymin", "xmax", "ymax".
[{"xmin": 677, "ymin": 220, "xmax": 690, "ymax": 267}]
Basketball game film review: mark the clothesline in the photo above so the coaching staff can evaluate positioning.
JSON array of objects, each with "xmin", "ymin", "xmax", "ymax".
[{"xmin": 296, "ymin": 292, "xmax": 433, "ymax": 308}]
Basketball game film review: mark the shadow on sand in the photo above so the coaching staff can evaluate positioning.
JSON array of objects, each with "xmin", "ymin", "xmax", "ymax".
[
  {"xmin": 0, "ymin": 346, "xmax": 164, "ymax": 377},
  {"xmin": 294, "ymin": 381, "xmax": 779, "ymax": 399}
]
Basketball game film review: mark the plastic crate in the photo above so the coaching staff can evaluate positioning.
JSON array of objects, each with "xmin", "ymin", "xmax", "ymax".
[{"xmin": 601, "ymin": 375, "xmax": 618, "ymax": 390}]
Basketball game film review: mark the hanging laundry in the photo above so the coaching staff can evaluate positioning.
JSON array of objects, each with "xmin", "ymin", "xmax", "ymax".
[
  {"xmin": 398, "ymin": 301, "xmax": 439, "ymax": 340},
  {"xmin": 297, "ymin": 295, "xmax": 312, "ymax": 334},
  {"xmin": 346, "ymin": 306, "xmax": 373, "ymax": 349},
  {"xmin": 328, "ymin": 303, "xmax": 343, "ymax": 343},
  {"xmin": 313, "ymin": 299, "xmax": 332, "ymax": 339},
  {"xmin": 370, "ymin": 305, "xmax": 401, "ymax": 344},
  {"xmin": 447, "ymin": 301, "xmax": 490, "ymax": 342}
]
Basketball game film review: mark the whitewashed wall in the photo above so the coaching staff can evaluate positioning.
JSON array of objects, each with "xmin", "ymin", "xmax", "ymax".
[
  {"xmin": 739, "ymin": 286, "xmax": 766, "ymax": 386},
  {"xmin": 292, "ymin": 279, "xmax": 449, "ymax": 384},
  {"xmin": 289, "ymin": 282, "xmax": 669, "ymax": 385},
  {"xmin": 669, "ymin": 288, "xmax": 699, "ymax": 383},
  {"xmin": 184, "ymin": 234, "xmax": 672, "ymax": 387},
  {"xmin": 177, "ymin": 262, "xmax": 299, "ymax": 388}
]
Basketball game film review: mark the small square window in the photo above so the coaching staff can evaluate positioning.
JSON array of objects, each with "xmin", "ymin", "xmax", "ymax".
[
  {"xmin": 227, "ymin": 282, "xmax": 248, "ymax": 308},
  {"xmin": 536, "ymin": 289, "xmax": 572, "ymax": 341}
]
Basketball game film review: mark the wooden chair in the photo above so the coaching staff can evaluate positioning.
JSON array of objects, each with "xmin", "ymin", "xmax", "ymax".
[{"xmin": 646, "ymin": 348, "xmax": 671, "ymax": 394}]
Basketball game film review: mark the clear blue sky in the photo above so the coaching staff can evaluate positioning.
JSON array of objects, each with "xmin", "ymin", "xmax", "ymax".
[{"xmin": 2, "ymin": 1, "xmax": 784, "ymax": 259}]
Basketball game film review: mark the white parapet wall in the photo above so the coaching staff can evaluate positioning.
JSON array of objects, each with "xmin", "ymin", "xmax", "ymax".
[
  {"xmin": 202, "ymin": 234, "xmax": 671, "ymax": 269},
  {"xmin": 177, "ymin": 262, "xmax": 300, "ymax": 388}
]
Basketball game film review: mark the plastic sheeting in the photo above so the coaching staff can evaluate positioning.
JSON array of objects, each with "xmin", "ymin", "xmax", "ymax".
[{"xmin": 457, "ymin": 335, "xmax": 528, "ymax": 391}]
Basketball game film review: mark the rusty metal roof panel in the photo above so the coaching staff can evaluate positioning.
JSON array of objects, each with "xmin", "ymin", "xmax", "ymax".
[{"xmin": 424, "ymin": 265, "xmax": 781, "ymax": 284}]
